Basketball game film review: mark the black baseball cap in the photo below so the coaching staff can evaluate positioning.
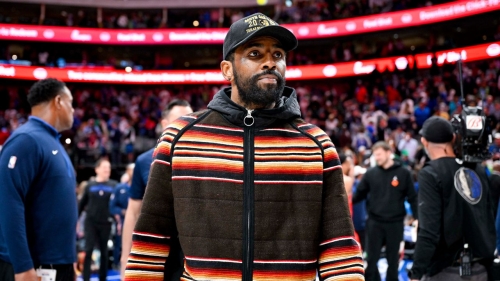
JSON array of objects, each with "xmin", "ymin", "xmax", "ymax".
[
  {"xmin": 223, "ymin": 13, "xmax": 298, "ymax": 60},
  {"xmin": 420, "ymin": 116, "xmax": 455, "ymax": 143}
]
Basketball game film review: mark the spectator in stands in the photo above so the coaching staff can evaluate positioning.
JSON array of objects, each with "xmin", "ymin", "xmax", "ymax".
[
  {"xmin": 0, "ymin": 78, "xmax": 77, "ymax": 281},
  {"xmin": 414, "ymin": 100, "xmax": 431, "ymax": 130},
  {"xmin": 324, "ymin": 112, "xmax": 339, "ymax": 137},
  {"xmin": 108, "ymin": 120, "xmax": 123, "ymax": 166},
  {"xmin": 121, "ymin": 119, "xmax": 136, "ymax": 163},
  {"xmin": 352, "ymin": 126, "xmax": 372, "ymax": 152},
  {"xmin": 398, "ymin": 131, "xmax": 419, "ymax": 163},
  {"xmin": 78, "ymin": 158, "xmax": 118, "ymax": 281}
]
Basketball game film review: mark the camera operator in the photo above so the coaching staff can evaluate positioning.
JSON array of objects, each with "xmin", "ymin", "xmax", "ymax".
[{"xmin": 409, "ymin": 116, "xmax": 496, "ymax": 281}]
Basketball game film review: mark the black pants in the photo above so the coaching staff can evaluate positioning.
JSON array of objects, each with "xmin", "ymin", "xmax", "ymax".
[
  {"xmin": 164, "ymin": 236, "xmax": 185, "ymax": 281},
  {"xmin": 365, "ymin": 219, "xmax": 403, "ymax": 281},
  {"xmin": 0, "ymin": 259, "xmax": 74, "ymax": 281},
  {"xmin": 83, "ymin": 219, "xmax": 111, "ymax": 281},
  {"xmin": 356, "ymin": 229, "xmax": 366, "ymax": 251},
  {"xmin": 0, "ymin": 259, "xmax": 14, "ymax": 281}
]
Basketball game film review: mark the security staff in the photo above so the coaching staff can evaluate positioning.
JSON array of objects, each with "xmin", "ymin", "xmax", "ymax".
[
  {"xmin": 352, "ymin": 141, "xmax": 418, "ymax": 281},
  {"xmin": 410, "ymin": 116, "xmax": 496, "ymax": 281},
  {"xmin": 78, "ymin": 158, "xmax": 118, "ymax": 281},
  {"xmin": 0, "ymin": 78, "xmax": 77, "ymax": 281}
]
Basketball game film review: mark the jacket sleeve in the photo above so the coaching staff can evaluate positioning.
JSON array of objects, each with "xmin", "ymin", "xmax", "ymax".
[
  {"xmin": 316, "ymin": 133, "xmax": 364, "ymax": 280},
  {"xmin": 0, "ymin": 134, "xmax": 39, "ymax": 273},
  {"xmin": 109, "ymin": 187, "xmax": 122, "ymax": 216},
  {"xmin": 410, "ymin": 166, "xmax": 442, "ymax": 279},
  {"xmin": 124, "ymin": 119, "xmax": 187, "ymax": 281},
  {"xmin": 352, "ymin": 172, "xmax": 370, "ymax": 204},
  {"xmin": 129, "ymin": 158, "xmax": 147, "ymax": 200},
  {"xmin": 78, "ymin": 182, "xmax": 90, "ymax": 217},
  {"xmin": 405, "ymin": 170, "xmax": 418, "ymax": 219}
]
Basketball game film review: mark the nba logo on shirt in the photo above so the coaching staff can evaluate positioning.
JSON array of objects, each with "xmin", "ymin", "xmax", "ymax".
[
  {"xmin": 391, "ymin": 176, "xmax": 399, "ymax": 187},
  {"xmin": 8, "ymin": 156, "xmax": 17, "ymax": 169}
]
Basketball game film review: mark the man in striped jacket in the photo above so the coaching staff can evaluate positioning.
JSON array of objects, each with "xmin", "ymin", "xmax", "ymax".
[{"xmin": 124, "ymin": 12, "xmax": 364, "ymax": 281}]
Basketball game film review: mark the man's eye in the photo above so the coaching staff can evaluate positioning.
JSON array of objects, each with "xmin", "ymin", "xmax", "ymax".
[
  {"xmin": 274, "ymin": 52, "xmax": 284, "ymax": 58},
  {"xmin": 249, "ymin": 51, "xmax": 259, "ymax": 57}
]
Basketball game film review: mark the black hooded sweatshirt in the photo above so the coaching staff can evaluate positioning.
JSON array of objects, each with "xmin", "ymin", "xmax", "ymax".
[{"xmin": 352, "ymin": 161, "xmax": 418, "ymax": 222}]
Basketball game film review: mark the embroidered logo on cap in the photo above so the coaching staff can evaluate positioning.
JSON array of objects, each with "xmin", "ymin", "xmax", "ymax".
[{"xmin": 244, "ymin": 14, "xmax": 277, "ymax": 33}]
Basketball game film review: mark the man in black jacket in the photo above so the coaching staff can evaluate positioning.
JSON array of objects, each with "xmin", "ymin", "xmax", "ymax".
[
  {"xmin": 490, "ymin": 161, "xmax": 500, "ymax": 217},
  {"xmin": 353, "ymin": 141, "xmax": 418, "ymax": 281},
  {"xmin": 410, "ymin": 116, "xmax": 495, "ymax": 281},
  {"xmin": 78, "ymin": 158, "xmax": 118, "ymax": 281}
]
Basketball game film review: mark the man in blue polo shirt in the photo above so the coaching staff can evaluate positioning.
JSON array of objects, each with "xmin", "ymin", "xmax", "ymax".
[
  {"xmin": 120, "ymin": 99, "xmax": 192, "ymax": 279},
  {"xmin": 0, "ymin": 78, "xmax": 77, "ymax": 281}
]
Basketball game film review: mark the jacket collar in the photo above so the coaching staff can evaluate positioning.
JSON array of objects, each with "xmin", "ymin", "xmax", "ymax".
[
  {"xmin": 29, "ymin": 116, "xmax": 60, "ymax": 139},
  {"xmin": 207, "ymin": 86, "xmax": 301, "ymax": 128}
]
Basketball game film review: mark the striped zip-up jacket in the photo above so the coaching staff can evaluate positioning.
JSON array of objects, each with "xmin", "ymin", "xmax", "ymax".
[{"xmin": 125, "ymin": 87, "xmax": 364, "ymax": 281}]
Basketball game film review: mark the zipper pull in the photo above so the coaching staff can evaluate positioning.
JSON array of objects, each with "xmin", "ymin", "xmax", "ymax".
[{"xmin": 244, "ymin": 109, "xmax": 254, "ymax": 127}]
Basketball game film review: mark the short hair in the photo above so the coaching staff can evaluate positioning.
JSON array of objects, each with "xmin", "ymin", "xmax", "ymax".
[
  {"xmin": 372, "ymin": 141, "xmax": 392, "ymax": 152},
  {"xmin": 95, "ymin": 157, "xmax": 110, "ymax": 169},
  {"xmin": 161, "ymin": 99, "xmax": 190, "ymax": 120},
  {"xmin": 28, "ymin": 78, "xmax": 66, "ymax": 107},
  {"xmin": 225, "ymin": 50, "xmax": 235, "ymax": 63}
]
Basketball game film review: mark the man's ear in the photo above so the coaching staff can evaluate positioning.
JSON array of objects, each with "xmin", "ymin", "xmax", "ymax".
[
  {"xmin": 54, "ymin": 95, "xmax": 62, "ymax": 109},
  {"xmin": 160, "ymin": 118, "xmax": 169, "ymax": 131},
  {"xmin": 221, "ymin": 60, "xmax": 233, "ymax": 82},
  {"xmin": 420, "ymin": 137, "xmax": 427, "ymax": 147}
]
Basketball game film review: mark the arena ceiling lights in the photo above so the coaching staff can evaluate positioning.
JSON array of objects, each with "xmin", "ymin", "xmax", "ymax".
[
  {"xmin": 1, "ymin": 42, "xmax": 499, "ymax": 84},
  {"xmin": 0, "ymin": 0, "xmax": 499, "ymax": 44}
]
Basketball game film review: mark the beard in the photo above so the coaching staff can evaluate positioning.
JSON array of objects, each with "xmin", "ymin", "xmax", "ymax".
[
  {"xmin": 376, "ymin": 157, "xmax": 389, "ymax": 167},
  {"xmin": 233, "ymin": 67, "xmax": 285, "ymax": 109}
]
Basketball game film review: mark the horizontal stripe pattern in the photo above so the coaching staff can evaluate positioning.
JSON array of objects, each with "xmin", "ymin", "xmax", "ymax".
[
  {"xmin": 126, "ymin": 112, "xmax": 362, "ymax": 281},
  {"xmin": 181, "ymin": 257, "xmax": 319, "ymax": 281},
  {"xmin": 299, "ymin": 123, "xmax": 342, "ymax": 170},
  {"xmin": 125, "ymin": 232, "xmax": 171, "ymax": 281},
  {"xmin": 318, "ymin": 237, "xmax": 364, "ymax": 281},
  {"xmin": 153, "ymin": 116, "xmax": 196, "ymax": 162}
]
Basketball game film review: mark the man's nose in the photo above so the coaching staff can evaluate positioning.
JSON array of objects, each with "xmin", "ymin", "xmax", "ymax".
[{"xmin": 262, "ymin": 53, "xmax": 277, "ymax": 70}]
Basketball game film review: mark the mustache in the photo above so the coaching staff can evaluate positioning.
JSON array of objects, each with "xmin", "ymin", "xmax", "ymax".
[{"xmin": 252, "ymin": 69, "xmax": 284, "ymax": 82}]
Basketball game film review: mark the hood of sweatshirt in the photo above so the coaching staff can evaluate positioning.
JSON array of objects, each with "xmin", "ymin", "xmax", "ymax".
[{"xmin": 207, "ymin": 86, "xmax": 301, "ymax": 128}]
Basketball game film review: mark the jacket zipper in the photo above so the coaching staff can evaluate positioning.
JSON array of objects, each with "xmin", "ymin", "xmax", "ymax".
[{"xmin": 243, "ymin": 109, "xmax": 255, "ymax": 281}]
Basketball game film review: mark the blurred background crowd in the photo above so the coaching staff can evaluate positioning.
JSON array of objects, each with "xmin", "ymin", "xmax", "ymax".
[
  {"xmin": 1, "ymin": 0, "xmax": 500, "ymax": 279},
  {"xmin": 1, "ymin": 57, "xmax": 500, "ymax": 176},
  {"xmin": 0, "ymin": 0, "xmax": 449, "ymax": 28}
]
